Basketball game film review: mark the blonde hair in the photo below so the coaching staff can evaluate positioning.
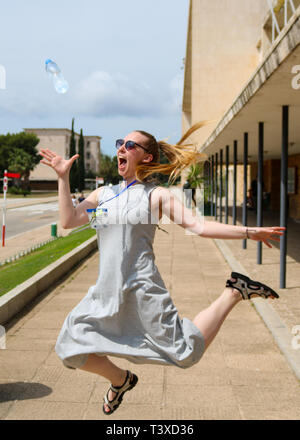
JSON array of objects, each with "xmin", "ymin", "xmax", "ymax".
[{"xmin": 135, "ymin": 121, "xmax": 212, "ymax": 184}]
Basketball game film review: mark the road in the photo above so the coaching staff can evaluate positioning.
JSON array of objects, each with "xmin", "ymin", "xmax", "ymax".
[{"xmin": 3, "ymin": 201, "xmax": 60, "ymax": 240}]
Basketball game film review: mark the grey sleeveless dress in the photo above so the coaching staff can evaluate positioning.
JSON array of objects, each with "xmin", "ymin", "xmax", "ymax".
[{"xmin": 55, "ymin": 182, "xmax": 205, "ymax": 369}]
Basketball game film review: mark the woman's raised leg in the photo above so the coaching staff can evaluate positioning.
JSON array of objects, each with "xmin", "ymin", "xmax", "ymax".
[{"xmin": 192, "ymin": 286, "xmax": 242, "ymax": 350}]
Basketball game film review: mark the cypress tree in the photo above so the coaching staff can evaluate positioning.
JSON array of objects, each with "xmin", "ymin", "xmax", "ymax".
[
  {"xmin": 69, "ymin": 118, "xmax": 78, "ymax": 193},
  {"xmin": 78, "ymin": 129, "xmax": 85, "ymax": 191}
]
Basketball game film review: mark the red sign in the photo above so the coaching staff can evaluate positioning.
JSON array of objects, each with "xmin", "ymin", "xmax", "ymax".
[{"xmin": 5, "ymin": 172, "xmax": 20, "ymax": 178}]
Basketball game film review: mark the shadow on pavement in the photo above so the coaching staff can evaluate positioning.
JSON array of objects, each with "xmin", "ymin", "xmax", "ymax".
[{"xmin": 0, "ymin": 382, "xmax": 52, "ymax": 402}]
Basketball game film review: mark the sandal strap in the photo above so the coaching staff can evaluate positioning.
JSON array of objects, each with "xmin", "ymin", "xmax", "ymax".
[
  {"xmin": 227, "ymin": 272, "xmax": 278, "ymax": 300},
  {"xmin": 226, "ymin": 279, "xmax": 248, "ymax": 299},
  {"xmin": 103, "ymin": 393, "xmax": 119, "ymax": 411},
  {"xmin": 103, "ymin": 370, "xmax": 133, "ymax": 408},
  {"xmin": 110, "ymin": 370, "xmax": 132, "ymax": 394}
]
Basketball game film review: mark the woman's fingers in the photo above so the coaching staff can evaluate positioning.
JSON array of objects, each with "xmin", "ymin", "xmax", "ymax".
[
  {"xmin": 44, "ymin": 148, "xmax": 56, "ymax": 158},
  {"xmin": 263, "ymin": 239, "xmax": 272, "ymax": 248},
  {"xmin": 270, "ymin": 236, "xmax": 281, "ymax": 242},
  {"xmin": 70, "ymin": 154, "xmax": 79, "ymax": 162},
  {"xmin": 39, "ymin": 150, "xmax": 55, "ymax": 162},
  {"xmin": 39, "ymin": 159, "xmax": 52, "ymax": 168}
]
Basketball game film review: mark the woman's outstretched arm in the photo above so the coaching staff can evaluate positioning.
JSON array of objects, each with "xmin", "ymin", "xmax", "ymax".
[
  {"xmin": 39, "ymin": 148, "xmax": 101, "ymax": 228},
  {"xmin": 152, "ymin": 187, "xmax": 285, "ymax": 248}
]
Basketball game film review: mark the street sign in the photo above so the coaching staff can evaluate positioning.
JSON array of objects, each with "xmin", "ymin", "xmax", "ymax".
[{"xmin": 6, "ymin": 172, "xmax": 20, "ymax": 178}]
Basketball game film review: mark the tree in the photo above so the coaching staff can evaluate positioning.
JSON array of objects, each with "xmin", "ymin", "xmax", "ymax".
[
  {"xmin": 8, "ymin": 149, "xmax": 34, "ymax": 190},
  {"xmin": 0, "ymin": 132, "xmax": 40, "ymax": 190},
  {"xmin": 78, "ymin": 129, "xmax": 85, "ymax": 191},
  {"xmin": 69, "ymin": 118, "xmax": 78, "ymax": 192},
  {"xmin": 98, "ymin": 153, "xmax": 120, "ymax": 185}
]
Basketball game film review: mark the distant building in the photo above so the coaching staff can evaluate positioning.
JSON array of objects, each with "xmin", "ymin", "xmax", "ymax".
[{"xmin": 24, "ymin": 128, "xmax": 101, "ymax": 190}]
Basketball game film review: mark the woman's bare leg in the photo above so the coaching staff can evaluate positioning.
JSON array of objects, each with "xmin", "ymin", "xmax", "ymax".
[
  {"xmin": 79, "ymin": 354, "xmax": 129, "ymax": 413},
  {"xmin": 192, "ymin": 286, "xmax": 242, "ymax": 350}
]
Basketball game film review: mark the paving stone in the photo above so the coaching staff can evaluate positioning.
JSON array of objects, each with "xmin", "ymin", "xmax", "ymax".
[
  {"xmin": 0, "ymin": 351, "xmax": 49, "ymax": 381},
  {"xmin": 1, "ymin": 218, "xmax": 300, "ymax": 420},
  {"xmin": 4, "ymin": 400, "xmax": 86, "ymax": 420}
]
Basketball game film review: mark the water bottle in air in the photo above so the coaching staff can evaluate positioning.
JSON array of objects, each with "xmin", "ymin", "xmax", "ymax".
[{"xmin": 45, "ymin": 59, "xmax": 69, "ymax": 94}]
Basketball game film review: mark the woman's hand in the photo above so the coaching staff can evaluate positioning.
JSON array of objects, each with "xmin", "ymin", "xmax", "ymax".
[
  {"xmin": 247, "ymin": 226, "xmax": 286, "ymax": 248},
  {"xmin": 39, "ymin": 148, "xmax": 79, "ymax": 178}
]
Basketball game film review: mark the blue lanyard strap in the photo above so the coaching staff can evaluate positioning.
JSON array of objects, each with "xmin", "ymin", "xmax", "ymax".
[{"xmin": 98, "ymin": 180, "xmax": 137, "ymax": 207}]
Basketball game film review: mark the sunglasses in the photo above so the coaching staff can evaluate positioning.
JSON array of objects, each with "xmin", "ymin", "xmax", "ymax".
[{"xmin": 115, "ymin": 139, "xmax": 148, "ymax": 152}]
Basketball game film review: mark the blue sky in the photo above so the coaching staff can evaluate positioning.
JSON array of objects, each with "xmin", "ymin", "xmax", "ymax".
[{"xmin": 0, "ymin": 0, "xmax": 189, "ymax": 156}]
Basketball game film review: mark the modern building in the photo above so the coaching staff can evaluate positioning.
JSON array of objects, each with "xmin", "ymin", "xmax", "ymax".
[
  {"xmin": 182, "ymin": 0, "xmax": 300, "ymax": 287},
  {"xmin": 24, "ymin": 128, "xmax": 101, "ymax": 190}
]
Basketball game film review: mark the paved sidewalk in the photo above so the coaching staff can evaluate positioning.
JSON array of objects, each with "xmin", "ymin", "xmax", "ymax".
[
  {"xmin": 0, "ymin": 222, "xmax": 299, "ymax": 420},
  {"xmin": 0, "ymin": 196, "xmax": 68, "ymax": 262},
  {"xmin": 221, "ymin": 210, "xmax": 300, "ymax": 343}
]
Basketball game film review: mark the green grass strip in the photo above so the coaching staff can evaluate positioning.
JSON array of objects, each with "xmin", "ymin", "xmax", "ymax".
[{"xmin": 0, "ymin": 227, "xmax": 96, "ymax": 297}]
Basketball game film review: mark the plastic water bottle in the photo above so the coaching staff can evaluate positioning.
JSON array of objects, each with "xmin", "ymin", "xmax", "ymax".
[{"xmin": 45, "ymin": 59, "xmax": 69, "ymax": 94}]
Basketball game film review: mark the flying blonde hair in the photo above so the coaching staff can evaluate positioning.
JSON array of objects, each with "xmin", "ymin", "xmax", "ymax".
[{"xmin": 135, "ymin": 120, "xmax": 213, "ymax": 184}]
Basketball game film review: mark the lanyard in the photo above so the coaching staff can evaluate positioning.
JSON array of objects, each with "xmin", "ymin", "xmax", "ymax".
[{"xmin": 98, "ymin": 180, "xmax": 137, "ymax": 207}]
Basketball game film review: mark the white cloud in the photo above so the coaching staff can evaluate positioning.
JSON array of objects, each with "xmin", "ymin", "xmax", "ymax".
[
  {"xmin": 72, "ymin": 70, "xmax": 163, "ymax": 118},
  {"xmin": 0, "ymin": 70, "xmax": 184, "ymax": 121}
]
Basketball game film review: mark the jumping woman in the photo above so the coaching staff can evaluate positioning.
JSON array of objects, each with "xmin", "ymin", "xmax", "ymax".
[{"xmin": 39, "ymin": 129, "xmax": 284, "ymax": 415}]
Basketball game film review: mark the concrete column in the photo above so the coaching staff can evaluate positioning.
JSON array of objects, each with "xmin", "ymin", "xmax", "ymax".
[
  {"xmin": 280, "ymin": 106, "xmax": 289, "ymax": 289},
  {"xmin": 233, "ymin": 141, "xmax": 237, "ymax": 225},
  {"xmin": 219, "ymin": 149, "xmax": 223, "ymax": 222},
  {"xmin": 215, "ymin": 152, "xmax": 218, "ymax": 220},
  {"xmin": 257, "ymin": 122, "xmax": 264, "ymax": 264},
  {"xmin": 242, "ymin": 133, "xmax": 248, "ymax": 250},
  {"xmin": 210, "ymin": 156, "xmax": 214, "ymax": 216},
  {"xmin": 225, "ymin": 145, "xmax": 229, "ymax": 224}
]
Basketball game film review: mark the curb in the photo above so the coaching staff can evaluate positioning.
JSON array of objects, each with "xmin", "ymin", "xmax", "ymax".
[
  {"xmin": 0, "ymin": 235, "xmax": 98, "ymax": 326},
  {"xmin": 214, "ymin": 238, "xmax": 300, "ymax": 381},
  {"xmin": 6, "ymin": 197, "xmax": 58, "ymax": 210}
]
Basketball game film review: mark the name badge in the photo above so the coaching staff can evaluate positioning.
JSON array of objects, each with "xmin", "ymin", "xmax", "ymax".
[{"xmin": 86, "ymin": 208, "xmax": 108, "ymax": 229}]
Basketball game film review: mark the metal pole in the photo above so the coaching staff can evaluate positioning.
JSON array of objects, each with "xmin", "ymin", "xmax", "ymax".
[
  {"xmin": 280, "ymin": 106, "xmax": 288, "ymax": 289},
  {"xmin": 211, "ymin": 156, "xmax": 214, "ymax": 216},
  {"xmin": 2, "ymin": 170, "xmax": 7, "ymax": 247},
  {"xmin": 219, "ymin": 149, "xmax": 223, "ymax": 222},
  {"xmin": 215, "ymin": 152, "xmax": 218, "ymax": 220},
  {"xmin": 284, "ymin": 0, "xmax": 288, "ymax": 26},
  {"xmin": 289, "ymin": 0, "xmax": 296, "ymax": 14},
  {"xmin": 243, "ymin": 133, "xmax": 248, "ymax": 249},
  {"xmin": 257, "ymin": 122, "xmax": 264, "ymax": 264},
  {"xmin": 267, "ymin": 0, "xmax": 281, "ymax": 38},
  {"xmin": 225, "ymin": 145, "xmax": 229, "ymax": 224},
  {"xmin": 233, "ymin": 140, "xmax": 237, "ymax": 225}
]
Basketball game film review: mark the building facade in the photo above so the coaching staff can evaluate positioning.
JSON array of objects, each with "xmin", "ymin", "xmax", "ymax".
[
  {"xmin": 24, "ymin": 128, "xmax": 101, "ymax": 190},
  {"xmin": 182, "ymin": 0, "xmax": 300, "ymax": 287}
]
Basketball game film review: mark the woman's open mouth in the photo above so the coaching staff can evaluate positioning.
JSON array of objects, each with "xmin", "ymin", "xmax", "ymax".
[{"xmin": 118, "ymin": 157, "xmax": 127, "ymax": 171}]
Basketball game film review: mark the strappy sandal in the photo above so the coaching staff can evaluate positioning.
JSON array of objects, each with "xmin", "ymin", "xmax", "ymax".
[
  {"xmin": 102, "ymin": 370, "xmax": 138, "ymax": 415},
  {"xmin": 226, "ymin": 272, "xmax": 279, "ymax": 300}
]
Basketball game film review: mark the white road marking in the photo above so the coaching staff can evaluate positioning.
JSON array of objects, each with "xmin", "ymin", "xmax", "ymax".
[{"xmin": 9, "ymin": 203, "xmax": 59, "ymax": 214}]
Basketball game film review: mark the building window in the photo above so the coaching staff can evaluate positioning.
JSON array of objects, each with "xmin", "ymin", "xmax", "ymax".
[{"xmin": 86, "ymin": 152, "xmax": 91, "ymax": 160}]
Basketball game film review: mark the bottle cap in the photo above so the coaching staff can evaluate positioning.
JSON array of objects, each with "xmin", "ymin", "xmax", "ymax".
[{"xmin": 45, "ymin": 59, "xmax": 52, "ymax": 64}]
